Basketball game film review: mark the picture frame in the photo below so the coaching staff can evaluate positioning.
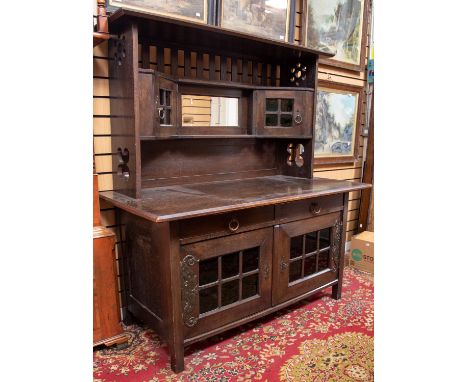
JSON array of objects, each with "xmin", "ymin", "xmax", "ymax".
[
  {"xmin": 314, "ymin": 80, "xmax": 363, "ymax": 165},
  {"xmin": 107, "ymin": 0, "xmax": 212, "ymax": 25},
  {"xmin": 219, "ymin": 0, "xmax": 293, "ymax": 42},
  {"xmin": 304, "ymin": 0, "xmax": 370, "ymax": 72}
]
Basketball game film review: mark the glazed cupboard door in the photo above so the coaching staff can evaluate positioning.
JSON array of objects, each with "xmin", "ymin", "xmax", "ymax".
[
  {"xmin": 252, "ymin": 90, "xmax": 313, "ymax": 137},
  {"xmin": 272, "ymin": 212, "xmax": 343, "ymax": 305},
  {"xmin": 180, "ymin": 228, "xmax": 273, "ymax": 339},
  {"xmin": 138, "ymin": 72, "xmax": 179, "ymax": 138},
  {"xmin": 154, "ymin": 74, "xmax": 178, "ymax": 137}
]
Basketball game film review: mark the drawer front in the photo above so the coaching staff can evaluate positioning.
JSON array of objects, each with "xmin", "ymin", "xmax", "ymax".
[
  {"xmin": 276, "ymin": 194, "xmax": 343, "ymax": 223},
  {"xmin": 180, "ymin": 206, "xmax": 275, "ymax": 243}
]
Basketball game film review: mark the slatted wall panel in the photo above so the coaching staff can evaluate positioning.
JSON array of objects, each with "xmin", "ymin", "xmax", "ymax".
[
  {"xmin": 138, "ymin": 45, "xmax": 280, "ymax": 86},
  {"xmin": 294, "ymin": 0, "xmax": 371, "ymax": 242}
]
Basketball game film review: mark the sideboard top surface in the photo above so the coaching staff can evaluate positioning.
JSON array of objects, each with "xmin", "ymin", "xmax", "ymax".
[{"xmin": 100, "ymin": 175, "xmax": 371, "ymax": 223}]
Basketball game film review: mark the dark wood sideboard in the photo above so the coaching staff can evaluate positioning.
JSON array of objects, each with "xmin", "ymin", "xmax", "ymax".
[{"xmin": 100, "ymin": 9, "xmax": 371, "ymax": 372}]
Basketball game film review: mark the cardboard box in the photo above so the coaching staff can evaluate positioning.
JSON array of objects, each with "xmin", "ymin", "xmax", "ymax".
[{"xmin": 349, "ymin": 231, "xmax": 374, "ymax": 274}]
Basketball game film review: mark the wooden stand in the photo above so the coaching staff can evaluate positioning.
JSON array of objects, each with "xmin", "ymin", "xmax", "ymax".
[
  {"xmin": 93, "ymin": 0, "xmax": 109, "ymax": 47},
  {"xmin": 93, "ymin": 174, "xmax": 128, "ymax": 347},
  {"xmin": 100, "ymin": 10, "xmax": 371, "ymax": 372}
]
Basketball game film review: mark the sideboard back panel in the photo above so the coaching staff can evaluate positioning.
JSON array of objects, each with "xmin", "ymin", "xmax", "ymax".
[{"xmin": 140, "ymin": 139, "xmax": 280, "ymax": 188}]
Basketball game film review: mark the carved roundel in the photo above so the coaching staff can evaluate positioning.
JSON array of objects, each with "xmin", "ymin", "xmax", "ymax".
[
  {"xmin": 287, "ymin": 143, "xmax": 305, "ymax": 167},
  {"xmin": 113, "ymin": 35, "xmax": 126, "ymax": 67},
  {"xmin": 290, "ymin": 63, "xmax": 307, "ymax": 86}
]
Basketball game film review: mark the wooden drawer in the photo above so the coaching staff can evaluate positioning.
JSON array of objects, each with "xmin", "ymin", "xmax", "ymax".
[
  {"xmin": 276, "ymin": 194, "xmax": 343, "ymax": 223},
  {"xmin": 180, "ymin": 206, "xmax": 274, "ymax": 244}
]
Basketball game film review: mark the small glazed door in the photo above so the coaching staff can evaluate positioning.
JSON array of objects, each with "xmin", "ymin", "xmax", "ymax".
[
  {"xmin": 154, "ymin": 73, "xmax": 178, "ymax": 137},
  {"xmin": 180, "ymin": 228, "xmax": 273, "ymax": 339},
  {"xmin": 252, "ymin": 90, "xmax": 313, "ymax": 137},
  {"xmin": 272, "ymin": 212, "xmax": 343, "ymax": 305}
]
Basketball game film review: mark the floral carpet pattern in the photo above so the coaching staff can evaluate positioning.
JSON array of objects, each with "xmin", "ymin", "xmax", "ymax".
[{"xmin": 94, "ymin": 268, "xmax": 373, "ymax": 381}]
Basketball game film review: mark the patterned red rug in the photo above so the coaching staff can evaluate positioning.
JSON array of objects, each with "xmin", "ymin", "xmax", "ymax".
[{"xmin": 94, "ymin": 267, "xmax": 373, "ymax": 381}]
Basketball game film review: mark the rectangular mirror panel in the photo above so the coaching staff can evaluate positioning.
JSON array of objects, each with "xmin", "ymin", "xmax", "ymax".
[{"xmin": 181, "ymin": 95, "xmax": 239, "ymax": 127}]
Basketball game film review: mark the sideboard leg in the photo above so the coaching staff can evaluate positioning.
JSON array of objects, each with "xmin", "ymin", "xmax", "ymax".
[
  {"xmin": 332, "ymin": 193, "xmax": 349, "ymax": 301},
  {"xmin": 121, "ymin": 307, "xmax": 135, "ymax": 325},
  {"xmin": 332, "ymin": 283, "xmax": 342, "ymax": 300},
  {"xmin": 167, "ymin": 221, "xmax": 185, "ymax": 373},
  {"xmin": 168, "ymin": 340, "xmax": 185, "ymax": 373}
]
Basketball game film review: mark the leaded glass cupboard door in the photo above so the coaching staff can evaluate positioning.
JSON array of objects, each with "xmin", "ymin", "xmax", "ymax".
[
  {"xmin": 154, "ymin": 73, "xmax": 178, "ymax": 137},
  {"xmin": 180, "ymin": 228, "xmax": 273, "ymax": 339},
  {"xmin": 272, "ymin": 212, "xmax": 343, "ymax": 305}
]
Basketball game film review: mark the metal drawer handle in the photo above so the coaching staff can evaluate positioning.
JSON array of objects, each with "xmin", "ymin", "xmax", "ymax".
[
  {"xmin": 310, "ymin": 203, "xmax": 321, "ymax": 214},
  {"xmin": 228, "ymin": 218, "xmax": 240, "ymax": 232},
  {"xmin": 294, "ymin": 114, "xmax": 303, "ymax": 124}
]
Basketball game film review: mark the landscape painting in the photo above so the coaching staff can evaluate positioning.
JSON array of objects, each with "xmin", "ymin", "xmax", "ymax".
[
  {"xmin": 315, "ymin": 85, "xmax": 360, "ymax": 163},
  {"xmin": 109, "ymin": 0, "xmax": 207, "ymax": 23},
  {"xmin": 222, "ymin": 0, "xmax": 290, "ymax": 41},
  {"xmin": 306, "ymin": 0, "xmax": 366, "ymax": 68}
]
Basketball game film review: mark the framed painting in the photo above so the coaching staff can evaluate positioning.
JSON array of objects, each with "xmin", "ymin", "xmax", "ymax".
[
  {"xmin": 304, "ymin": 0, "xmax": 369, "ymax": 72},
  {"xmin": 219, "ymin": 0, "xmax": 292, "ymax": 42},
  {"xmin": 107, "ymin": 0, "xmax": 211, "ymax": 24},
  {"xmin": 314, "ymin": 81, "xmax": 363, "ymax": 165}
]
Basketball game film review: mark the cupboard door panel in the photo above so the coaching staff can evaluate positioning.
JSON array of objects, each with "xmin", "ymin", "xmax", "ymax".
[
  {"xmin": 180, "ymin": 227, "xmax": 273, "ymax": 339},
  {"xmin": 137, "ymin": 71, "xmax": 179, "ymax": 138},
  {"xmin": 154, "ymin": 73, "xmax": 179, "ymax": 137},
  {"xmin": 272, "ymin": 212, "xmax": 342, "ymax": 305},
  {"xmin": 252, "ymin": 89, "xmax": 314, "ymax": 137}
]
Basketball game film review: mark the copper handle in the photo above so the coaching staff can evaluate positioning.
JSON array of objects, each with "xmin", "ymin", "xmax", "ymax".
[
  {"xmin": 228, "ymin": 218, "xmax": 240, "ymax": 232},
  {"xmin": 310, "ymin": 203, "xmax": 321, "ymax": 214}
]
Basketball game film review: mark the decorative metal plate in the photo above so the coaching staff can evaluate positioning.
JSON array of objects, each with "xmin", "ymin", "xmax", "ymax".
[
  {"xmin": 181, "ymin": 254, "xmax": 199, "ymax": 327},
  {"xmin": 331, "ymin": 220, "xmax": 343, "ymax": 272}
]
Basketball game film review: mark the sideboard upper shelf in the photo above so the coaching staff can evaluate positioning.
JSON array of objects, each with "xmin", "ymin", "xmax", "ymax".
[{"xmin": 108, "ymin": 8, "xmax": 336, "ymax": 62}]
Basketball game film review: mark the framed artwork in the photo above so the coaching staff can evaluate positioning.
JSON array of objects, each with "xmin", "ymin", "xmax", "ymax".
[
  {"xmin": 107, "ymin": 0, "xmax": 210, "ymax": 24},
  {"xmin": 220, "ymin": 0, "xmax": 292, "ymax": 42},
  {"xmin": 314, "ymin": 81, "xmax": 363, "ymax": 165},
  {"xmin": 304, "ymin": 0, "xmax": 369, "ymax": 72}
]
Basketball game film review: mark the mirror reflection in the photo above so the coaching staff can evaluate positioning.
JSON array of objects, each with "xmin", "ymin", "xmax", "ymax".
[{"xmin": 181, "ymin": 95, "xmax": 239, "ymax": 127}]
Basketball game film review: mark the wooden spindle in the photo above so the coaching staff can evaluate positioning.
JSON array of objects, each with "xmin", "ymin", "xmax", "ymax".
[
  {"xmin": 270, "ymin": 64, "xmax": 277, "ymax": 86},
  {"xmin": 220, "ymin": 56, "xmax": 227, "ymax": 81},
  {"xmin": 196, "ymin": 52, "xmax": 203, "ymax": 79},
  {"xmin": 252, "ymin": 61, "xmax": 258, "ymax": 85},
  {"xmin": 171, "ymin": 48, "xmax": 178, "ymax": 76},
  {"xmin": 157, "ymin": 46, "xmax": 164, "ymax": 73},
  {"xmin": 184, "ymin": 49, "xmax": 191, "ymax": 77},
  {"xmin": 96, "ymin": 0, "xmax": 108, "ymax": 35},
  {"xmin": 209, "ymin": 54, "xmax": 215, "ymax": 80},
  {"xmin": 262, "ymin": 63, "xmax": 268, "ymax": 86},
  {"xmin": 242, "ymin": 59, "xmax": 249, "ymax": 83},
  {"xmin": 231, "ymin": 57, "xmax": 238, "ymax": 82},
  {"xmin": 141, "ymin": 43, "xmax": 150, "ymax": 69}
]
